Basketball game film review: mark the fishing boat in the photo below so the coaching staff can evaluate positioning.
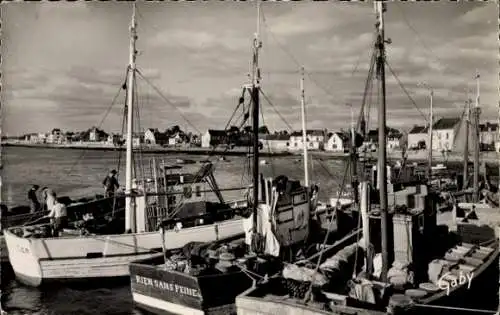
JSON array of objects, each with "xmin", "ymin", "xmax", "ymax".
[
  {"xmin": 1, "ymin": 195, "xmax": 125, "ymax": 263},
  {"xmin": 128, "ymin": 4, "xmax": 354, "ymax": 313},
  {"xmin": 235, "ymin": 3, "xmax": 499, "ymax": 315},
  {"xmin": 3, "ymin": 4, "xmax": 249, "ymax": 287}
]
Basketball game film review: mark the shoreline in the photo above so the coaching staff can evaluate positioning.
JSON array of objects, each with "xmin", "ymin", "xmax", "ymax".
[{"xmin": 2, "ymin": 142, "xmax": 499, "ymax": 165}]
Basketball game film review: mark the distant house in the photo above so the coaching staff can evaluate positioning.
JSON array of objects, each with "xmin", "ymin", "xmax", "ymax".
[
  {"xmin": 123, "ymin": 133, "xmax": 144, "ymax": 147},
  {"xmin": 144, "ymin": 128, "xmax": 158, "ymax": 144},
  {"xmin": 25, "ymin": 133, "xmax": 41, "ymax": 143},
  {"xmin": 364, "ymin": 127, "xmax": 402, "ymax": 150},
  {"xmin": 407, "ymin": 125, "xmax": 428, "ymax": 150},
  {"xmin": 387, "ymin": 130, "xmax": 403, "ymax": 152},
  {"xmin": 144, "ymin": 128, "xmax": 169, "ymax": 146},
  {"xmin": 82, "ymin": 127, "xmax": 108, "ymax": 143},
  {"xmin": 289, "ymin": 129, "xmax": 326, "ymax": 151},
  {"xmin": 89, "ymin": 127, "xmax": 99, "ymax": 142},
  {"xmin": 107, "ymin": 134, "xmax": 123, "ymax": 146},
  {"xmin": 325, "ymin": 132, "xmax": 348, "ymax": 152},
  {"xmin": 432, "ymin": 117, "xmax": 461, "ymax": 151},
  {"xmin": 190, "ymin": 134, "xmax": 201, "ymax": 146},
  {"xmin": 259, "ymin": 133, "xmax": 290, "ymax": 152},
  {"xmin": 168, "ymin": 133, "xmax": 183, "ymax": 146},
  {"xmin": 46, "ymin": 128, "xmax": 65, "ymax": 144},
  {"xmin": 479, "ymin": 122, "xmax": 499, "ymax": 150},
  {"xmin": 201, "ymin": 130, "xmax": 228, "ymax": 148}
]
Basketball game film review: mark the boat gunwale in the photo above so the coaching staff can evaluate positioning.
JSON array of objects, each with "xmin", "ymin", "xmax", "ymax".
[
  {"xmin": 130, "ymin": 253, "xmax": 248, "ymax": 282},
  {"xmin": 418, "ymin": 238, "xmax": 499, "ymax": 304},
  {"xmin": 236, "ymin": 286, "xmax": 386, "ymax": 315},
  {"xmin": 4, "ymin": 217, "xmax": 245, "ymax": 241},
  {"xmin": 235, "ymin": 237, "xmax": 499, "ymax": 315}
]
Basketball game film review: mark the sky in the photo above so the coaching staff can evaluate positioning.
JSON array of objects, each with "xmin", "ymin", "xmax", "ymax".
[{"xmin": 2, "ymin": 1, "xmax": 498, "ymax": 136}]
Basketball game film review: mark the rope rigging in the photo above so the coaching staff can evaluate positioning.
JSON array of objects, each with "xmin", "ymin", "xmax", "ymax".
[
  {"xmin": 65, "ymin": 67, "xmax": 130, "ymax": 178},
  {"xmin": 385, "ymin": 60, "xmax": 429, "ymax": 123}
]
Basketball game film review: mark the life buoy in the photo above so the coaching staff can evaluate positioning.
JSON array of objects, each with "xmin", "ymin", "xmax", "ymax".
[{"xmin": 184, "ymin": 186, "xmax": 193, "ymax": 199}]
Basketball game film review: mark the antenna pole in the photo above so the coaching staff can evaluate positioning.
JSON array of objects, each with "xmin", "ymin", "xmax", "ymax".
[
  {"xmin": 428, "ymin": 89, "xmax": 433, "ymax": 177},
  {"xmin": 375, "ymin": 1, "xmax": 390, "ymax": 282},
  {"xmin": 348, "ymin": 103, "xmax": 359, "ymax": 205},
  {"xmin": 125, "ymin": 3, "xmax": 138, "ymax": 233},
  {"xmin": 251, "ymin": 0, "xmax": 262, "ymax": 250},
  {"xmin": 473, "ymin": 71, "xmax": 481, "ymax": 203},
  {"xmin": 300, "ymin": 67, "xmax": 309, "ymax": 187},
  {"xmin": 463, "ymin": 92, "xmax": 470, "ymax": 190}
]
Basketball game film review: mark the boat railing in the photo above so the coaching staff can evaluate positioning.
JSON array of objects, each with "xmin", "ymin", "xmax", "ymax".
[
  {"xmin": 159, "ymin": 206, "xmax": 247, "ymax": 228},
  {"xmin": 123, "ymin": 186, "xmax": 250, "ymax": 198}
]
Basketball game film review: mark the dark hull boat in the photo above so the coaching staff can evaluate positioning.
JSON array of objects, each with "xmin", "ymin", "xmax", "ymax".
[
  {"xmin": 234, "ymin": 181, "xmax": 499, "ymax": 314},
  {"xmin": 235, "ymin": 239, "xmax": 498, "ymax": 315},
  {"xmin": 129, "ymin": 173, "xmax": 331, "ymax": 315},
  {"xmin": 130, "ymin": 245, "xmax": 254, "ymax": 315}
]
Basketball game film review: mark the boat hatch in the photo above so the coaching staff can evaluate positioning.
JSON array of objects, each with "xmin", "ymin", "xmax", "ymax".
[{"xmin": 86, "ymin": 252, "xmax": 103, "ymax": 259}]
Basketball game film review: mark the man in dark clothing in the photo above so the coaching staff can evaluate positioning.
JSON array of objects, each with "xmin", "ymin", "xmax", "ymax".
[
  {"xmin": 103, "ymin": 170, "xmax": 119, "ymax": 198},
  {"xmin": 28, "ymin": 185, "xmax": 41, "ymax": 213}
]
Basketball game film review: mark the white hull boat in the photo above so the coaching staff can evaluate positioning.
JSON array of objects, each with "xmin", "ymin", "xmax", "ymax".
[{"xmin": 4, "ymin": 217, "xmax": 244, "ymax": 287}]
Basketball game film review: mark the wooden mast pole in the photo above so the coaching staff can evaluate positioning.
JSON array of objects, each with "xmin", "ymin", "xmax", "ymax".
[
  {"xmin": 125, "ymin": 3, "xmax": 138, "ymax": 233},
  {"xmin": 473, "ymin": 71, "xmax": 481, "ymax": 203},
  {"xmin": 463, "ymin": 91, "xmax": 470, "ymax": 190},
  {"xmin": 300, "ymin": 67, "xmax": 309, "ymax": 188},
  {"xmin": 251, "ymin": 0, "xmax": 262, "ymax": 252},
  {"xmin": 375, "ymin": 1, "xmax": 390, "ymax": 281}
]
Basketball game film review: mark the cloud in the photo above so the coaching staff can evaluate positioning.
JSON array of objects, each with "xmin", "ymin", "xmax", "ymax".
[
  {"xmin": 2, "ymin": 2, "xmax": 498, "ymax": 137},
  {"xmin": 148, "ymin": 29, "xmax": 249, "ymax": 52},
  {"xmin": 459, "ymin": 4, "xmax": 493, "ymax": 25}
]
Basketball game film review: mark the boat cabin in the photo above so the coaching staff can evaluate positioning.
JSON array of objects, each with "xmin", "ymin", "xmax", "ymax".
[{"xmin": 139, "ymin": 163, "xmax": 221, "ymax": 231}]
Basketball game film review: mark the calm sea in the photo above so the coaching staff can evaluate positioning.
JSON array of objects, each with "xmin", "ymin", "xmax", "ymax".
[{"xmin": 1, "ymin": 146, "xmax": 346, "ymax": 315}]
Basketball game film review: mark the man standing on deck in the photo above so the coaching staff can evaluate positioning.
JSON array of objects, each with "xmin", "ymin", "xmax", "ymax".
[
  {"xmin": 41, "ymin": 187, "xmax": 56, "ymax": 212},
  {"xmin": 44, "ymin": 197, "xmax": 68, "ymax": 237},
  {"xmin": 28, "ymin": 185, "xmax": 41, "ymax": 213},
  {"xmin": 102, "ymin": 170, "xmax": 119, "ymax": 198}
]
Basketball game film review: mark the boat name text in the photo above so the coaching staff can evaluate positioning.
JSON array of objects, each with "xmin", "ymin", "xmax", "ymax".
[
  {"xmin": 134, "ymin": 275, "xmax": 201, "ymax": 298},
  {"xmin": 437, "ymin": 271, "xmax": 473, "ymax": 295}
]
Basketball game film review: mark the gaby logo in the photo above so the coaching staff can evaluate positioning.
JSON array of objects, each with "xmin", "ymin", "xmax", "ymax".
[{"xmin": 437, "ymin": 271, "xmax": 473, "ymax": 296}]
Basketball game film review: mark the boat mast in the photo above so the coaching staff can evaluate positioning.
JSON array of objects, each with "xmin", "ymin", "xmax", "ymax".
[
  {"xmin": 251, "ymin": 0, "xmax": 262, "ymax": 247},
  {"xmin": 300, "ymin": 67, "xmax": 309, "ymax": 187},
  {"xmin": 375, "ymin": 1, "xmax": 390, "ymax": 282},
  {"xmin": 463, "ymin": 91, "xmax": 470, "ymax": 190},
  {"xmin": 428, "ymin": 88, "xmax": 433, "ymax": 178},
  {"xmin": 497, "ymin": 90, "xmax": 500, "ymax": 210},
  {"xmin": 349, "ymin": 103, "xmax": 359, "ymax": 205},
  {"xmin": 125, "ymin": 3, "xmax": 138, "ymax": 233},
  {"xmin": 473, "ymin": 71, "xmax": 481, "ymax": 203}
]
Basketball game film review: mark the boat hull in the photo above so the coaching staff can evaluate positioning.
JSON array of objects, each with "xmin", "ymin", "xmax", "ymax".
[
  {"xmin": 4, "ymin": 218, "xmax": 244, "ymax": 287},
  {"xmin": 0, "ymin": 195, "xmax": 125, "ymax": 264},
  {"xmin": 130, "ymin": 251, "xmax": 253, "ymax": 315},
  {"xmin": 235, "ymin": 244, "xmax": 499, "ymax": 315}
]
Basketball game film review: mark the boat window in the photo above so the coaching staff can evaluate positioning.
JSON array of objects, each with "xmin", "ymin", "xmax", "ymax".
[
  {"xmin": 293, "ymin": 193, "xmax": 307, "ymax": 204},
  {"xmin": 196, "ymin": 185, "xmax": 201, "ymax": 197}
]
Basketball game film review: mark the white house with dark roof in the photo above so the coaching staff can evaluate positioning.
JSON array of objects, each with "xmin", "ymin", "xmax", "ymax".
[
  {"xmin": 289, "ymin": 129, "xmax": 326, "ymax": 151},
  {"xmin": 479, "ymin": 122, "xmax": 499, "ymax": 150},
  {"xmin": 407, "ymin": 125, "xmax": 428, "ymax": 149},
  {"xmin": 325, "ymin": 132, "xmax": 348, "ymax": 152},
  {"xmin": 432, "ymin": 117, "xmax": 461, "ymax": 151},
  {"xmin": 144, "ymin": 128, "xmax": 169, "ymax": 146},
  {"xmin": 259, "ymin": 133, "xmax": 290, "ymax": 153}
]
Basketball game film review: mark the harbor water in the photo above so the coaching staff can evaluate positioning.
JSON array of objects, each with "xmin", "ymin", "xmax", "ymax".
[{"xmin": 1, "ymin": 146, "xmax": 347, "ymax": 315}]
